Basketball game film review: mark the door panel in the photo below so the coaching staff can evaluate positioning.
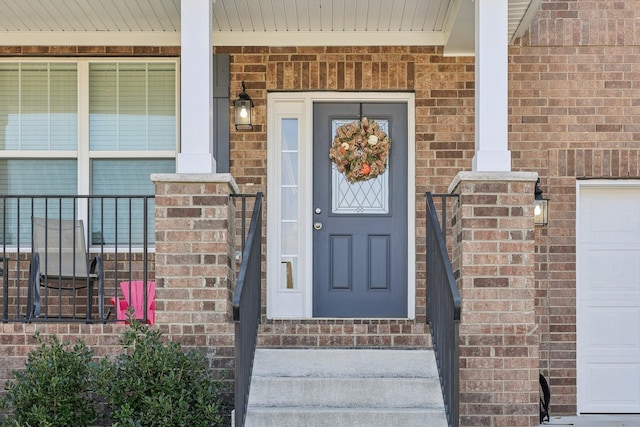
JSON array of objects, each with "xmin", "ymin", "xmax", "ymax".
[
  {"xmin": 578, "ymin": 185, "xmax": 640, "ymax": 413},
  {"xmin": 330, "ymin": 235, "xmax": 352, "ymax": 290},
  {"xmin": 313, "ymin": 103, "xmax": 407, "ymax": 317},
  {"xmin": 369, "ymin": 235, "xmax": 391, "ymax": 290}
]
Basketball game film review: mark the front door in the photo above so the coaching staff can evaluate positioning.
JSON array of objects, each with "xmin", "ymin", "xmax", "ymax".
[{"xmin": 312, "ymin": 103, "xmax": 408, "ymax": 317}]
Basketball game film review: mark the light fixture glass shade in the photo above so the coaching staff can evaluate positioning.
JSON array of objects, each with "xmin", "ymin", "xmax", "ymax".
[
  {"xmin": 534, "ymin": 198, "xmax": 549, "ymax": 225},
  {"xmin": 234, "ymin": 98, "xmax": 253, "ymax": 130},
  {"xmin": 534, "ymin": 178, "xmax": 549, "ymax": 226}
]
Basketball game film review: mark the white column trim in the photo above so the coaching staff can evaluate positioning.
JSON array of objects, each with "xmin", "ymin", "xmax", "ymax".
[
  {"xmin": 473, "ymin": 0, "xmax": 510, "ymax": 172},
  {"xmin": 177, "ymin": 0, "xmax": 215, "ymax": 173}
]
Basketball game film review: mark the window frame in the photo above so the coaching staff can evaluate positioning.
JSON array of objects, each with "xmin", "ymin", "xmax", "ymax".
[
  {"xmin": 0, "ymin": 57, "xmax": 179, "ymax": 191},
  {"xmin": 0, "ymin": 57, "xmax": 180, "ymax": 250}
]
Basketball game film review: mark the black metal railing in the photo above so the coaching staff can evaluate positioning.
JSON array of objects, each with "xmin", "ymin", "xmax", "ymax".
[
  {"xmin": 0, "ymin": 195, "xmax": 155, "ymax": 323},
  {"xmin": 232, "ymin": 193, "xmax": 263, "ymax": 427},
  {"xmin": 426, "ymin": 192, "xmax": 461, "ymax": 427}
]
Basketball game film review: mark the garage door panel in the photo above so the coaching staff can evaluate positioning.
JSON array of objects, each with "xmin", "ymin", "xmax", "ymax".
[
  {"xmin": 583, "ymin": 248, "xmax": 640, "ymax": 295},
  {"xmin": 585, "ymin": 307, "xmax": 640, "ymax": 351},
  {"xmin": 578, "ymin": 183, "xmax": 640, "ymax": 413},
  {"xmin": 585, "ymin": 364, "xmax": 640, "ymax": 410},
  {"xmin": 581, "ymin": 187, "xmax": 640, "ymax": 244}
]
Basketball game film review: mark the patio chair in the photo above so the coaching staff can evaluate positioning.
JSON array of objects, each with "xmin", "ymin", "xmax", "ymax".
[
  {"xmin": 27, "ymin": 218, "xmax": 104, "ymax": 322},
  {"xmin": 111, "ymin": 280, "xmax": 156, "ymax": 325}
]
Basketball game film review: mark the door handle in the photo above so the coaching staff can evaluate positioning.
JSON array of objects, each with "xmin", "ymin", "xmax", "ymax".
[{"xmin": 314, "ymin": 222, "xmax": 323, "ymax": 230}]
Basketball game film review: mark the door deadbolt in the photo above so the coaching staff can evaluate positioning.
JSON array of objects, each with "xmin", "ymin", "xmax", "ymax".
[{"xmin": 315, "ymin": 207, "xmax": 322, "ymax": 214}]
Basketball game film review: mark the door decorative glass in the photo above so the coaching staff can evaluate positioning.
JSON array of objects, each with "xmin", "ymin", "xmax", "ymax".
[{"xmin": 280, "ymin": 118, "xmax": 299, "ymax": 290}]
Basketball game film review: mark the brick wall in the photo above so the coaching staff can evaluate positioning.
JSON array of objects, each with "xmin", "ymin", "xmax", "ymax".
[
  {"xmin": 220, "ymin": 45, "xmax": 476, "ymax": 347},
  {"xmin": 450, "ymin": 173, "xmax": 539, "ymax": 427},
  {"xmin": 2, "ymin": 0, "xmax": 639, "ymax": 416},
  {"xmin": 221, "ymin": 12, "xmax": 640, "ymax": 408},
  {"xmin": 153, "ymin": 174, "xmax": 238, "ymax": 380},
  {"xmin": 522, "ymin": 0, "xmax": 640, "ymax": 47},
  {"xmin": 219, "ymin": 36, "xmax": 640, "ymax": 413},
  {"xmin": 512, "ymin": 0, "xmax": 640, "ymax": 414},
  {"xmin": 221, "ymin": 45, "xmax": 475, "ymax": 195},
  {"xmin": 0, "ymin": 46, "xmax": 180, "ymax": 56}
]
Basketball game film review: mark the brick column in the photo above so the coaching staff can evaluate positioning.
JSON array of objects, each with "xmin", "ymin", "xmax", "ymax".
[
  {"xmin": 449, "ymin": 172, "xmax": 539, "ymax": 427},
  {"xmin": 152, "ymin": 173, "xmax": 238, "ymax": 380}
]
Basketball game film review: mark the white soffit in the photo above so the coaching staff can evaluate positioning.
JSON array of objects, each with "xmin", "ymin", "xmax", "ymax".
[{"xmin": 0, "ymin": 0, "xmax": 538, "ymax": 51}]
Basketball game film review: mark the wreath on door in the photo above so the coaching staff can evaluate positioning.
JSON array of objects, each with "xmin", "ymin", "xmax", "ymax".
[{"xmin": 328, "ymin": 117, "xmax": 391, "ymax": 183}]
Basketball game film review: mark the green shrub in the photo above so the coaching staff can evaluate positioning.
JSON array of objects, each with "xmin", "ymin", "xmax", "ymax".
[
  {"xmin": 1, "ymin": 319, "xmax": 227, "ymax": 427},
  {"xmin": 1, "ymin": 332, "xmax": 100, "ymax": 427},
  {"xmin": 97, "ymin": 319, "xmax": 226, "ymax": 427}
]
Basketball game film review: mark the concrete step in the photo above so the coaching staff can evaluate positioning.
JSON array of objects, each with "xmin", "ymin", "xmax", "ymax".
[
  {"xmin": 244, "ymin": 348, "xmax": 448, "ymax": 427},
  {"xmin": 244, "ymin": 407, "xmax": 448, "ymax": 427},
  {"xmin": 251, "ymin": 348, "xmax": 440, "ymax": 378},
  {"xmin": 248, "ymin": 376, "xmax": 444, "ymax": 408}
]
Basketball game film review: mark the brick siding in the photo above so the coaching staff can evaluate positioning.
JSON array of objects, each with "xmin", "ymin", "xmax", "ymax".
[
  {"xmin": 153, "ymin": 175, "xmax": 238, "ymax": 381},
  {"xmin": 219, "ymin": 15, "xmax": 640, "ymax": 409},
  {"xmin": 512, "ymin": 0, "xmax": 640, "ymax": 414},
  {"xmin": 221, "ymin": 45, "xmax": 475, "ymax": 348},
  {"xmin": 1, "ymin": 0, "xmax": 639, "ymax": 419},
  {"xmin": 0, "ymin": 46, "xmax": 180, "ymax": 56},
  {"xmin": 450, "ymin": 175, "xmax": 539, "ymax": 427},
  {"xmin": 522, "ymin": 0, "xmax": 640, "ymax": 47}
]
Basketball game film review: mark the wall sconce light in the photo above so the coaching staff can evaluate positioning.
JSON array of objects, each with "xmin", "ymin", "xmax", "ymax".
[
  {"xmin": 534, "ymin": 178, "xmax": 549, "ymax": 226},
  {"xmin": 234, "ymin": 81, "xmax": 253, "ymax": 131}
]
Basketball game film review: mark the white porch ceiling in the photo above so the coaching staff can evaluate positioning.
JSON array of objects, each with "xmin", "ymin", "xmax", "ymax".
[{"xmin": 0, "ymin": 0, "xmax": 541, "ymax": 55}]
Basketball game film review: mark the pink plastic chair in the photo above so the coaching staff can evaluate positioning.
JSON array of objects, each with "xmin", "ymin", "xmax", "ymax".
[{"xmin": 111, "ymin": 281, "xmax": 156, "ymax": 324}]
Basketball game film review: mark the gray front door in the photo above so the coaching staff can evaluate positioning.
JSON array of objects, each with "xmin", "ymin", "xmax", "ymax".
[{"xmin": 313, "ymin": 102, "xmax": 408, "ymax": 317}]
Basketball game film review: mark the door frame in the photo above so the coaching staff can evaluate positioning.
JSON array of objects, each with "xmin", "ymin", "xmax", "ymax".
[
  {"xmin": 576, "ymin": 179, "xmax": 640, "ymax": 413},
  {"xmin": 266, "ymin": 92, "xmax": 416, "ymax": 319}
]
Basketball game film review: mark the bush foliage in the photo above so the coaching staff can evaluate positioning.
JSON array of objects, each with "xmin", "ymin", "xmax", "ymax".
[
  {"xmin": 1, "ymin": 319, "xmax": 226, "ymax": 427},
  {"xmin": 100, "ymin": 320, "xmax": 225, "ymax": 426},
  {"xmin": 1, "ymin": 332, "xmax": 99, "ymax": 427}
]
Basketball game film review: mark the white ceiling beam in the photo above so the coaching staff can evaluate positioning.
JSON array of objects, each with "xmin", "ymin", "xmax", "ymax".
[
  {"xmin": 0, "ymin": 31, "xmax": 181, "ymax": 46},
  {"xmin": 212, "ymin": 30, "xmax": 446, "ymax": 46},
  {"xmin": 442, "ymin": 0, "xmax": 474, "ymax": 57},
  {"xmin": 0, "ymin": 29, "xmax": 446, "ymax": 47}
]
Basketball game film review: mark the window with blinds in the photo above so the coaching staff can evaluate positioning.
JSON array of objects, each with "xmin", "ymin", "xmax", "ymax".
[
  {"xmin": 89, "ymin": 62, "xmax": 176, "ymax": 151},
  {"xmin": 0, "ymin": 159, "xmax": 78, "ymax": 245},
  {"xmin": 0, "ymin": 62, "xmax": 77, "ymax": 151},
  {"xmin": 87, "ymin": 62, "xmax": 177, "ymax": 245},
  {"xmin": 91, "ymin": 159, "xmax": 174, "ymax": 246},
  {"xmin": 0, "ymin": 60, "xmax": 178, "ymax": 247}
]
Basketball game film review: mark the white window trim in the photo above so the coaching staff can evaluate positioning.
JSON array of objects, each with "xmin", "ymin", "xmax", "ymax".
[
  {"xmin": 0, "ymin": 58, "xmax": 179, "ymax": 251},
  {"xmin": 0, "ymin": 58, "xmax": 180, "ymax": 194},
  {"xmin": 267, "ymin": 92, "xmax": 416, "ymax": 320}
]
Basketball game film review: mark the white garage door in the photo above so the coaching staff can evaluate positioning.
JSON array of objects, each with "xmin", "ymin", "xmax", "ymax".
[{"xmin": 577, "ymin": 182, "xmax": 640, "ymax": 413}]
